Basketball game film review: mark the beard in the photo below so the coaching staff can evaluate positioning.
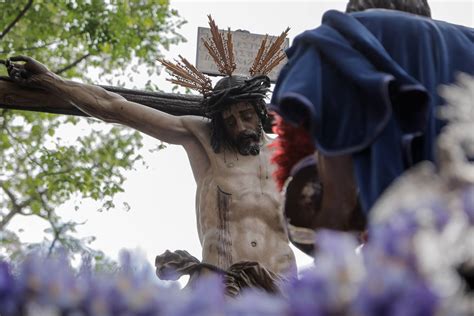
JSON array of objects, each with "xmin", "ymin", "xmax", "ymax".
[{"xmin": 234, "ymin": 128, "xmax": 262, "ymax": 156}]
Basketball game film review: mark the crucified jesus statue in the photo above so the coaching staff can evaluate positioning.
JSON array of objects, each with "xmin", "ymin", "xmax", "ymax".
[{"xmin": 1, "ymin": 18, "xmax": 295, "ymax": 295}]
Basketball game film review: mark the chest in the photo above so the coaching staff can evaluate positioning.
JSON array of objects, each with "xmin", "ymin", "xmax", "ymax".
[
  {"xmin": 196, "ymin": 148, "xmax": 283, "ymax": 228},
  {"xmin": 211, "ymin": 148, "xmax": 276, "ymax": 192}
]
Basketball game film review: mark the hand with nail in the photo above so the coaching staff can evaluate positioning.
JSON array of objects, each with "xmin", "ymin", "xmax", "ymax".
[{"xmin": 0, "ymin": 55, "xmax": 52, "ymax": 87}]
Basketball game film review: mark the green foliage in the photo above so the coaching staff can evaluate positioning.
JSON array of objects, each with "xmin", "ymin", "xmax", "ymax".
[
  {"xmin": 0, "ymin": 0, "xmax": 186, "ymax": 80},
  {"xmin": 0, "ymin": 0, "xmax": 184, "ymax": 260}
]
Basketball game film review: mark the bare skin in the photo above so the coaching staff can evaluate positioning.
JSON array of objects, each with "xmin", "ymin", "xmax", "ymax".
[{"xmin": 2, "ymin": 56, "xmax": 296, "ymax": 275}]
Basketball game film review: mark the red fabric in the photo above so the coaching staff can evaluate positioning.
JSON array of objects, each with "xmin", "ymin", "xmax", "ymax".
[{"xmin": 270, "ymin": 114, "xmax": 315, "ymax": 191}]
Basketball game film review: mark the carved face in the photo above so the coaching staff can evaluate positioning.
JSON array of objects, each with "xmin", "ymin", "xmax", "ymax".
[
  {"xmin": 283, "ymin": 152, "xmax": 366, "ymax": 255},
  {"xmin": 222, "ymin": 102, "xmax": 262, "ymax": 156}
]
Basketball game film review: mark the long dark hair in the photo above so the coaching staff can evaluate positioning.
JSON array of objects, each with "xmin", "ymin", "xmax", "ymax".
[
  {"xmin": 345, "ymin": 0, "xmax": 431, "ymax": 17},
  {"xmin": 210, "ymin": 99, "xmax": 268, "ymax": 153},
  {"xmin": 203, "ymin": 75, "xmax": 271, "ymax": 153}
]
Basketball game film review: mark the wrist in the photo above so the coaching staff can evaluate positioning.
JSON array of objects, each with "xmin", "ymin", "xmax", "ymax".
[
  {"xmin": 38, "ymin": 71, "xmax": 67, "ymax": 93},
  {"xmin": 43, "ymin": 71, "xmax": 63, "ymax": 83}
]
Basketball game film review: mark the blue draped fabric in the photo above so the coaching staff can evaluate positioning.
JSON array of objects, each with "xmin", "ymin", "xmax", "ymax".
[{"xmin": 271, "ymin": 9, "xmax": 474, "ymax": 213}]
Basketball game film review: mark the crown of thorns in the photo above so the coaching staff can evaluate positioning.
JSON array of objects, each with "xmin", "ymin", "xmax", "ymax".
[{"xmin": 158, "ymin": 15, "xmax": 289, "ymax": 99}]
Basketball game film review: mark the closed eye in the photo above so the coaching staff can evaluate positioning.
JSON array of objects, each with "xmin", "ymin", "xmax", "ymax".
[
  {"xmin": 240, "ymin": 109, "xmax": 254, "ymax": 121},
  {"xmin": 225, "ymin": 117, "xmax": 236, "ymax": 127}
]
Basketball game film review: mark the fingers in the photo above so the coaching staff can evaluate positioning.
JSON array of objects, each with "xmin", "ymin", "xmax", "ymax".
[
  {"xmin": 0, "ymin": 56, "xmax": 35, "ymax": 83},
  {"xmin": 9, "ymin": 67, "xmax": 30, "ymax": 80},
  {"xmin": 5, "ymin": 57, "xmax": 23, "ymax": 71},
  {"xmin": 4, "ymin": 56, "xmax": 30, "ymax": 71},
  {"xmin": 2, "ymin": 58, "xmax": 31, "ymax": 82},
  {"xmin": 9, "ymin": 55, "xmax": 33, "ymax": 63},
  {"xmin": 5, "ymin": 58, "xmax": 18, "ymax": 74}
]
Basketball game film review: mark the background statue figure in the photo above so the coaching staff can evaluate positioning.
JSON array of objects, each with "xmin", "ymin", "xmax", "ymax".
[{"xmin": 270, "ymin": 0, "xmax": 473, "ymax": 254}]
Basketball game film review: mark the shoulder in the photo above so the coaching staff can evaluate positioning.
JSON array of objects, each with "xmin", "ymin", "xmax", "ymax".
[
  {"xmin": 179, "ymin": 115, "xmax": 214, "ymax": 152},
  {"xmin": 180, "ymin": 115, "xmax": 211, "ymax": 135}
]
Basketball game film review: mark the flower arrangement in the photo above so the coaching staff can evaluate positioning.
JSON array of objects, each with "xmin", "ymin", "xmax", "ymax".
[{"xmin": 1, "ymin": 76, "xmax": 473, "ymax": 316}]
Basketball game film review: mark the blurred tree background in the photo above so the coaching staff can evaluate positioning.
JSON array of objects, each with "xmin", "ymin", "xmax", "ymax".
[{"xmin": 0, "ymin": 0, "xmax": 185, "ymax": 264}]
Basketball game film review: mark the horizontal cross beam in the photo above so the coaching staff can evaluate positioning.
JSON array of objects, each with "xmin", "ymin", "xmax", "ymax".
[
  {"xmin": 0, "ymin": 80, "xmax": 274, "ymax": 132},
  {"xmin": 0, "ymin": 80, "xmax": 204, "ymax": 117}
]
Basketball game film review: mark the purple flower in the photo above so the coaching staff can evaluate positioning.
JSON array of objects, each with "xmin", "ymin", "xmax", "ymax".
[
  {"xmin": 225, "ymin": 289, "xmax": 287, "ymax": 316},
  {"xmin": 0, "ymin": 261, "xmax": 14, "ymax": 298},
  {"xmin": 424, "ymin": 201, "xmax": 452, "ymax": 232},
  {"xmin": 353, "ymin": 262, "xmax": 438, "ymax": 316},
  {"xmin": 283, "ymin": 230, "xmax": 364, "ymax": 316},
  {"xmin": 461, "ymin": 185, "xmax": 474, "ymax": 224},
  {"xmin": 315, "ymin": 229, "xmax": 360, "ymax": 267},
  {"xmin": 0, "ymin": 261, "xmax": 19, "ymax": 315},
  {"xmin": 160, "ymin": 275, "xmax": 225, "ymax": 316},
  {"xmin": 368, "ymin": 211, "xmax": 420, "ymax": 268},
  {"xmin": 285, "ymin": 269, "xmax": 337, "ymax": 316}
]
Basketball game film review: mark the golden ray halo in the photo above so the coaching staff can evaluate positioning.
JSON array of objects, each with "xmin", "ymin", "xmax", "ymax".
[{"xmin": 158, "ymin": 15, "xmax": 289, "ymax": 94}]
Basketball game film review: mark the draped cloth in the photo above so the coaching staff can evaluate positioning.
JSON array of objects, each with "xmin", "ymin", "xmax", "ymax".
[
  {"xmin": 271, "ymin": 9, "xmax": 474, "ymax": 213},
  {"xmin": 155, "ymin": 250, "xmax": 285, "ymax": 297}
]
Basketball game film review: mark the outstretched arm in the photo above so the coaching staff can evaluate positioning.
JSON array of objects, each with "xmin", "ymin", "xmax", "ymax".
[{"xmin": 1, "ymin": 56, "xmax": 196, "ymax": 145}]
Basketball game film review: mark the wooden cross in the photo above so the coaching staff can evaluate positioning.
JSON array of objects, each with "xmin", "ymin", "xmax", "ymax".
[
  {"xmin": 0, "ymin": 80, "xmax": 274, "ymax": 132},
  {"xmin": 0, "ymin": 24, "xmax": 285, "ymax": 130},
  {"xmin": 0, "ymin": 80, "xmax": 204, "ymax": 118}
]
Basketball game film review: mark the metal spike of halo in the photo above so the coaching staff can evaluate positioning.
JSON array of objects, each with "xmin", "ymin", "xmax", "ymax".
[
  {"xmin": 158, "ymin": 55, "xmax": 213, "ymax": 95},
  {"xmin": 249, "ymin": 27, "xmax": 290, "ymax": 77},
  {"xmin": 158, "ymin": 15, "xmax": 290, "ymax": 116},
  {"xmin": 202, "ymin": 15, "xmax": 236, "ymax": 76}
]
